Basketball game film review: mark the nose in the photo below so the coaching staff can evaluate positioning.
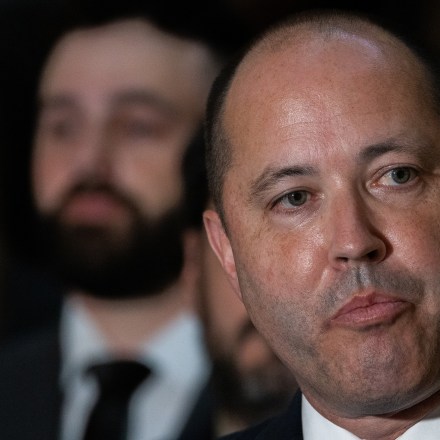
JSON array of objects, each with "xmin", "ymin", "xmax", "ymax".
[
  {"xmin": 326, "ymin": 192, "xmax": 387, "ymax": 269},
  {"xmin": 74, "ymin": 128, "xmax": 113, "ymax": 182}
]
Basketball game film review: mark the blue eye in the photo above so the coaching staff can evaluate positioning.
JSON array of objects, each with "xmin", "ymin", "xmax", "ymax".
[
  {"xmin": 390, "ymin": 167, "xmax": 412, "ymax": 184},
  {"xmin": 379, "ymin": 166, "xmax": 418, "ymax": 186},
  {"xmin": 280, "ymin": 190, "xmax": 309, "ymax": 207}
]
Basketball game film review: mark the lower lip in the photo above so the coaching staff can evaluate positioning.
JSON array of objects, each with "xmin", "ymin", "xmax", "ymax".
[{"xmin": 331, "ymin": 301, "xmax": 410, "ymax": 329}]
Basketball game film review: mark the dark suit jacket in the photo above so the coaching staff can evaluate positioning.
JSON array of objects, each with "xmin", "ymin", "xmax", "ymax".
[
  {"xmin": 219, "ymin": 393, "xmax": 303, "ymax": 440},
  {"xmin": 178, "ymin": 378, "xmax": 217, "ymax": 440},
  {"xmin": 0, "ymin": 326, "xmax": 62, "ymax": 440}
]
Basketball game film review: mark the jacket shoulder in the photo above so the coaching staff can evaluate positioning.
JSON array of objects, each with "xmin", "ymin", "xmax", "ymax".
[{"xmin": 219, "ymin": 392, "xmax": 303, "ymax": 440}]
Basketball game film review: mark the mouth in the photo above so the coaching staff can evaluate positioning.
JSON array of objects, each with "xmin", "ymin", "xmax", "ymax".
[
  {"xmin": 330, "ymin": 292, "xmax": 411, "ymax": 329},
  {"xmin": 61, "ymin": 193, "xmax": 129, "ymax": 224}
]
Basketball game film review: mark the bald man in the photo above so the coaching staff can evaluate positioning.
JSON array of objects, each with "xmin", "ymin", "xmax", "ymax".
[{"xmin": 204, "ymin": 10, "xmax": 440, "ymax": 440}]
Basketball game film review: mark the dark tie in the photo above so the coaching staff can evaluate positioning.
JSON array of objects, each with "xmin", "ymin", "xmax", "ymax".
[{"xmin": 83, "ymin": 360, "xmax": 150, "ymax": 440}]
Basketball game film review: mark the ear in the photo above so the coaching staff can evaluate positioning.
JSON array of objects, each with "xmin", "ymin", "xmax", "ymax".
[{"xmin": 203, "ymin": 209, "xmax": 243, "ymax": 301}]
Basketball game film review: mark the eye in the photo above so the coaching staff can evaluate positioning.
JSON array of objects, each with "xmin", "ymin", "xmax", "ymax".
[
  {"xmin": 37, "ymin": 116, "xmax": 78, "ymax": 141},
  {"xmin": 51, "ymin": 120, "xmax": 76, "ymax": 139},
  {"xmin": 277, "ymin": 190, "xmax": 310, "ymax": 208},
  {"xmin": 378, "ymin": 166, "xmax": 418, "ymax": 186},
  {"xmin": 121, "ymin": 119, "xmax": 155, "ymax": 138}
]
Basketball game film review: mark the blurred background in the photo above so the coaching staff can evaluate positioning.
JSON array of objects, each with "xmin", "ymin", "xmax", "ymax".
[{"xmin": 0, "ymin": 0, "xmax": 438, "ymax": 341}]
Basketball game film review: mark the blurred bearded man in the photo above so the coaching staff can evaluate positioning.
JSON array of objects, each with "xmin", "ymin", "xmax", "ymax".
[{"xmin": 0, "ymin": 3, "xmax": 243, "ymax": 440}]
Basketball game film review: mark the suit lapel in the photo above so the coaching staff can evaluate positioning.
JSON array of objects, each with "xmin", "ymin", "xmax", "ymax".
[{"xmin": 256, "ymin": 392, "xmax": 303, "ymax": 440}]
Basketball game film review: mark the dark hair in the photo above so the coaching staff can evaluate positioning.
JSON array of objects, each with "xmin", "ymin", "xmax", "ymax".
[
  {"xmin": 205, "ymin": 49, "xmax": 247, "ymax": 225},
  {"xmin": 205, "ymin": 9, "xmax": 440, "ymax": 225}
]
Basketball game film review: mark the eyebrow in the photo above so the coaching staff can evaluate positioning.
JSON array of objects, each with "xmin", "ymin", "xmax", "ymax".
[
  {"xmin": 38, "ymin": 95, "xmax": 76, "ymax": 112},
  {"xmin": 38, "ymin": 89, "xmax": 178, "ymax": 119},
  {"xmin": 357, "ymin": 140, "xmax": 410, "ymax": 163},
  {"xmin": 250, "ymin": 165, "xmax": 317, "ymax": 200},
  {"xmin": 110, "ymin": 90, "xmax": 178, "ymax": 118}
]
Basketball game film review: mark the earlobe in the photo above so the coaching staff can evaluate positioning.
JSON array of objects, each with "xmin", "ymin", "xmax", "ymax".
[{"xmin": 203, "ymin": 209, "xmax": 243, "ymax": 300}]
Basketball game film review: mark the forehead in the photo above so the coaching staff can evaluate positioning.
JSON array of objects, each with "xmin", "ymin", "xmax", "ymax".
[
  {"xmin": 222, "ymin": 32, "xmax": 435, "ymax": 186},
  {"xmin": 39, "ymin": 19, "xmax": 217, "ymax": 114}
]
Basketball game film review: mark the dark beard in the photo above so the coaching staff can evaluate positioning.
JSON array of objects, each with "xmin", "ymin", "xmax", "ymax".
[{"xmin": 35, "ymin": 184, "xmax": 184, "ymax": 300}]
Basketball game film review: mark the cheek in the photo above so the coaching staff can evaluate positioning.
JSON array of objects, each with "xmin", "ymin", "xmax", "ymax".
[
  {"xmin": 387, "ymin": 207, "xmax": 440, "ymax": 275},
  {"xmin": 32, "ymin": 147, "xmax": 72, "ymax": 213},
  {"xmin": 234, "ymin": 228, "xmax": 322, "ymax": 358},
  {"xmin": 236, "ymin": 221, "xmax": 324, "ymax": 305},
  {"xmin": 116, "ymin": 148, "xmax": 184, "ymax": 216}
]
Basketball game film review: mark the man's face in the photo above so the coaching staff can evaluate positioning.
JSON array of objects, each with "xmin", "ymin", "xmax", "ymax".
[
  {"xmin": 205, "ymin": 35, "xmax": 440, "ymax": 417},
  {"xmin": 33, "ymin": 19, "xmax": 217, "ymax": 296},
  {"xmin": 198, "ymin": 230, "xmax": 297, "ymax": 424}
]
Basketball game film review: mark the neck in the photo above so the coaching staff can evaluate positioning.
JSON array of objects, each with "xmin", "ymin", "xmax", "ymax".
[
  {"xmin": 306, "ymin": 389, "xmax": 440, "ymax": 440},
  {"xmin": 70, "ymin": 282, "xmax": 189, "ymax": 357}
]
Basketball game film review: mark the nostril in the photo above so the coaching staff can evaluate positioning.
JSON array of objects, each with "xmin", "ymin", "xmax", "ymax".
[
  {"xmin": 333, "ymin": 243, "xmax": 386, "ymax": 266},
  {"xmin": 367, "ymin": 249, "xmax": 380, "ymax": 260}
]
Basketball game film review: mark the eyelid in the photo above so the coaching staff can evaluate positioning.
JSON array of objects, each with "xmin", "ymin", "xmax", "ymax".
[
  {"xmin": 270, "ymin": 188, "xmax": 312, "ymax": 211},
  {"xmin": 372, "ymin": 164, "xmax": 420, "ymax": 188}
]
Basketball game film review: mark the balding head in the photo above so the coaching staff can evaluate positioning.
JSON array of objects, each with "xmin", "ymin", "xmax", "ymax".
[{"xmin": 205, "ymin": 11, "xmax": 438, "ymax": 226}]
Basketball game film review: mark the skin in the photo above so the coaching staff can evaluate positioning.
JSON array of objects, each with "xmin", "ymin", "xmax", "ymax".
[
  {"xmin": 204, "ymin": 28, "xmax": 440, "ymax": 439},
  {"xmin": 32, "ymin": 18, "xmax": 219, "ymax": 351}
]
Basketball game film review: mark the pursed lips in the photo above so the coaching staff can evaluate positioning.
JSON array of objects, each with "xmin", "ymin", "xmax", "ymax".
[{"xmin": 330, "ymin": 291, "xmax": 412, "ymax": 329}]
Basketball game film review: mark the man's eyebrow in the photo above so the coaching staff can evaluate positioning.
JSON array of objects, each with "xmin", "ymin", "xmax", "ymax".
[
  {"xmin": 357, "ymin": 140, "xmax": 418, "ymax": 162},
  {"xmin": 250, "ymin": 165, "xmax": 317, "ymax": 199},
  {"xmin": 110, "ymin": 90, "xmax": 178, "ymax": 118},
  {"xmin": 38, "ymin": 95, "xmax": 77, "ymax": 112},
  {"xmin": 38, "ymin": 90, "xmax": 178, "ymax": 118}
]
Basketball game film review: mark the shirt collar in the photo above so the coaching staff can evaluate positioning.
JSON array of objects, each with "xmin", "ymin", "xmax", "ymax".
[
  {"xmin": 302, "ymin": 394, "xmax": 440, "ymax": 440},
  {"xmin": 60, "ymin": 296, "xmax": 210, "ymax": 390}
]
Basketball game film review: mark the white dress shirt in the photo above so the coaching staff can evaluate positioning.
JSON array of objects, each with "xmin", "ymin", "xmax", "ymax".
[
  {"xmin": 302, "ymin": 394, "xmax": 440, "ymax": 439},
  {"xmin": 60, "ymin": 297, "xmax": 210, "ymax": 440}
]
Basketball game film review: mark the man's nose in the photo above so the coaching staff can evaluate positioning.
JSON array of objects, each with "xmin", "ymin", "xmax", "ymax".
[
  {"xmin": 326, "ymin": 191, "xmax": 387, "ymax": 270},
  {"xmin": 74, "ymin": 129, "xmax": 113, "ymax": 181}
]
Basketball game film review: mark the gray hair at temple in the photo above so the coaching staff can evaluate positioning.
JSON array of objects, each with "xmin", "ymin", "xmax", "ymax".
[{"xmin": 204, "ymin": 9, "xmax": 440, "ymax": 227}]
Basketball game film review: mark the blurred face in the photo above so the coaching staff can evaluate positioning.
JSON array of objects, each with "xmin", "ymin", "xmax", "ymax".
[
  {"xmin": 198, "ymin": 229, "xmax": 297, "ymax": 424},
  {"xmin": 33, "ymin": 19, "xmax": 218, "ymax": 296},
  {"xmin": 205, "ymin": 34, "xmax": 440, "ymax": 418}
]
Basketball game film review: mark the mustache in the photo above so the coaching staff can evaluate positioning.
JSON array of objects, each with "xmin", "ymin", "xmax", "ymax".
[{"xmin": 319, "ymin": 266, "xmax": 425, "ymax": 315}]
